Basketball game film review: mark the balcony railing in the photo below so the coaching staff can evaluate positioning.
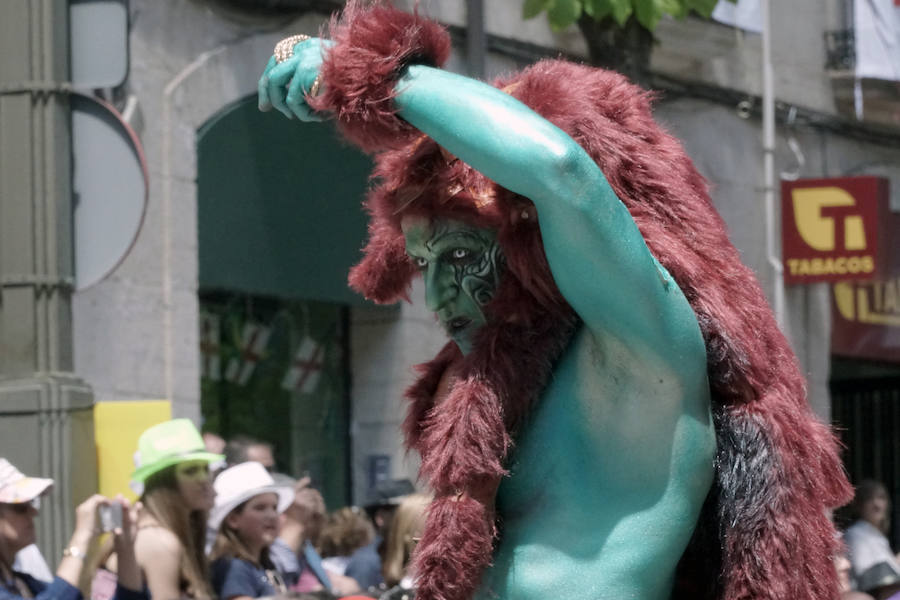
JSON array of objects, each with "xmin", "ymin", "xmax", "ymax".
[{"xmin": 824, "ymin": 29, "xmax": 856, "ymax": 72}]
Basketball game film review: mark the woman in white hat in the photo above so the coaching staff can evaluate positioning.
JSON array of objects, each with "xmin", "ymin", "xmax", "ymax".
[
  {"xmin": 130, "ymin": 419, "xmax": 224, "ymax": 600},
  {"xmin": 208, "ymin": 461, "xmax": 295, "ymax": 599},
  {"xmin": 0, "ymin": 458, "xmax": 145, "ymax": 600}
]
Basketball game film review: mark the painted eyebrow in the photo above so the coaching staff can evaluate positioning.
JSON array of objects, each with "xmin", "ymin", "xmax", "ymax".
[{"xmin": 430, "ymin": 230, "xmax": 486, "ymax": 245}]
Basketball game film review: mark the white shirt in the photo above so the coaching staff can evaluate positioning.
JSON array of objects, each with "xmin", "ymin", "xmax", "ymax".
[
  {"xmin": 844, "ymin": 520, "xmax": 900, "ymax": 583},
  {"xmin": 321, "ymin": 555, "xmax": 350, "ymax": 575},
  {"xmin": 13, "ymin": 544, "xmax": 53, "ymax": 583}
]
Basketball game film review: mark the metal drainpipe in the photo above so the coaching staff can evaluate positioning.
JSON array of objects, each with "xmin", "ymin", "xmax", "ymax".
[
  {"xmin": 466, "ymin": 0, "xmax": 486, "ymax": 79},
  {"xmin": 762, "ymin": 0, "xmax": 785, "ymax": 329}
]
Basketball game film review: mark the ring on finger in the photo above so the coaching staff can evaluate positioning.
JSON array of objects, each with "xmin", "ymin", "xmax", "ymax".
[
  {"xmin": 274, "ymin": 34, "xmax": 310, "ymax": 63},
  {"xmin": 308, "ymin": 74, "xmax": 322, "ymax": 97}
]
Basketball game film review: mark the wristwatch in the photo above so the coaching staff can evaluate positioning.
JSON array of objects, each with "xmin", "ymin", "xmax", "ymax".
[{"xmin": 62, "ymin": 546, "xmax": 87, "ymax": 560}]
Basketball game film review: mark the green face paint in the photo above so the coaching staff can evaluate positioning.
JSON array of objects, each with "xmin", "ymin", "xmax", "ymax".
[{"xmin": 402, "ymin": 216, "xmax": 504, "ymax": 355}]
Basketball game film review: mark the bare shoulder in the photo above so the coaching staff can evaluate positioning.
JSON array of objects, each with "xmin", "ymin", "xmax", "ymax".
[
  {"xmin": 135, "ymin": 525, "xmax": 182, "ymax": 559},
  {"xmin": 134, "ymin": 524, "xmax": 184, "ymax": 598}
]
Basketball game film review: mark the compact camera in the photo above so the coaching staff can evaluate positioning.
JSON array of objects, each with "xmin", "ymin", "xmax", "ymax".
[{"xmin": 98, "ymin": 501, "xmax": 123, "ymax": 532}]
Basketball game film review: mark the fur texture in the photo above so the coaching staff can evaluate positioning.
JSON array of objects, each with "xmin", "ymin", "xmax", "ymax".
[
  {"xmin": 311, "ymin": 3, "xmax": 853, "ymax": 600},
  {"xmin": 413, "ymin": 494, "xmax": 497, "ymax": 600},
  {"xmin": 309, "ymin": 0, "xmax": 450, "ymax": 153}
]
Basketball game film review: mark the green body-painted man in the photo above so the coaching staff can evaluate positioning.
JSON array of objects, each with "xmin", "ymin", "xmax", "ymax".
[{"xmin": 258, "ymin": 27, "xmax": 715, "ymax": 600}]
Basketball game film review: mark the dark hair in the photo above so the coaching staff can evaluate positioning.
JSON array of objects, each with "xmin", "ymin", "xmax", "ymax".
[
  {"xmin": 851, "ymin": 479, "xmax": 890, "ymax": 531},
  {"xmin": 224, "ymin": 435, "xmax": 272, "ymax": 467}
]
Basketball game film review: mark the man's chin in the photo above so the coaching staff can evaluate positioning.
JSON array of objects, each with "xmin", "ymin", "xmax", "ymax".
[{"xmin": 450, "ymin": 333, "xmax": 474, "ymax": 355}]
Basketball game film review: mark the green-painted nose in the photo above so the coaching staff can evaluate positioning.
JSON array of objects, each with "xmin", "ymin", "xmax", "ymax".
[{"xmin": 424, "ymin": 263, "xmax": 458, "ymax": 312}]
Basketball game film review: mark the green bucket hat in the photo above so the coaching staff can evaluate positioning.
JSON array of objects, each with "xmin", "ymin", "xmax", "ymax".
[{"xmin": 130, "ymin": 419, "xmax": 224, "ymax": 494}]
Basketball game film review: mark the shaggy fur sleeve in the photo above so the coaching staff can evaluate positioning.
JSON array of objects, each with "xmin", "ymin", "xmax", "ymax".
[{"xmin": 309, "ymin": 1, "xmax": 452, "ymax": 153}]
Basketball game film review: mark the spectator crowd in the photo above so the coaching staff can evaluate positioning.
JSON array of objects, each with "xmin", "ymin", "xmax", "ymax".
[
  {"xmin": 9, "ymin": 416, "xmax": 900, "ymax": 600},
  {"xmin": 838, "ymin": 479, "xmax": 900, "ymax": 600},
  {"xmin": 0, "ymin": 419, "xmax": 427, "ymax": 600}
]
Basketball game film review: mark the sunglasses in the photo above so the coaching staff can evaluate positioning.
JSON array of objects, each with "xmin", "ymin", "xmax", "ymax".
[{"xmin": 2, "ymin": 497, "xmax": 40, "ymax": 514}]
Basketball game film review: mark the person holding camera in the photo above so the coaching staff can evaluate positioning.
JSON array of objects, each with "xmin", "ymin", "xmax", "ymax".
[{"xmin": 0, "ymin": 458, "xmax": 145, "ymax": 600}]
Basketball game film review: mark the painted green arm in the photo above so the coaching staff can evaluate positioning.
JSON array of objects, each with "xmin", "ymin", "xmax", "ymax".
[
  {"xmin": 259, "ymin": 46, "xmax": 704, "ymax": 371},
  {"xmin": 391, "ymin": 66, "xmax": 706, "ymax": 370}
]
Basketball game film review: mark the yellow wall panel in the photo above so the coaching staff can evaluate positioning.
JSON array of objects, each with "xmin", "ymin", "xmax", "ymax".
[{"xmin": 94, "ymin": 401, "xmax": 171, "ymax": 500}]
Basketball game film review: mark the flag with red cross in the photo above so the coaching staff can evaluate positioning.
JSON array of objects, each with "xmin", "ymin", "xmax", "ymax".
[
  {"xmin": 223, "ymin": 322, "xmax": 272, "ymax": 385},
  {"xmin": 281, "ymin": 335, "xmax": 325, "ymax": 394}
]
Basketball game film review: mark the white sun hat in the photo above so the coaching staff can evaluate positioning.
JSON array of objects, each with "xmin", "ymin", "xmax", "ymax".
[
  {"xmin": 0, "ymin": 459, "xmax": 54, "ymax": 504},
  {"xmin": 209, "ymin": 461, "xmax": 295, "ymax": 531}
]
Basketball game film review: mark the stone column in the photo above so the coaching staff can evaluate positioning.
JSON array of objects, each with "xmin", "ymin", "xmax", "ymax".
[{"xmin": 0, "ymin": 0, "xmax": 96, "ymax": 560}]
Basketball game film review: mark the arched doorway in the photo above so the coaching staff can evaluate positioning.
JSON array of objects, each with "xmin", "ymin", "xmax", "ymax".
[{"xmin": 196, "ymin": 95, "xmax": 374, "ymax": 507}]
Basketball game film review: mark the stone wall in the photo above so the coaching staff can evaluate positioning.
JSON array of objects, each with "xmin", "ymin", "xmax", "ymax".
[{"xmin": 70, "ymin": 0, "xmax": 899, "ymax": 502}]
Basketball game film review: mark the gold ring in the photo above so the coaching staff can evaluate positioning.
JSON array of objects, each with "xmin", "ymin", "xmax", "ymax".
[
  {"xmin": 274, "ymin": 34, "xmax": 310, "ymax": 64},
  {"xmin": 308, "ymin": 74, "xmax": 321, "ymax": 97}
]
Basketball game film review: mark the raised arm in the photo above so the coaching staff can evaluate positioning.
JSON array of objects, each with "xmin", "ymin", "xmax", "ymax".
[
  {"xmin": 392, "ymin": 66, "xmax": 705, "ymax": 366},
  {"xmin": 260, "ymin": 40, "xmax": 704, "ymax": 371}
]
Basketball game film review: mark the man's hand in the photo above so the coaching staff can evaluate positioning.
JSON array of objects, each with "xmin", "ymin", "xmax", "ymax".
[
  {"xmin": 284, "ymin": 476, "xmax": 326, "ymax": 525},
  {"xmin": 258, "ymin": 37, "xmax": 333, "ymax": 122},
  {"xmin": 280, "ymin": 476, "xmax": 326, "ymax": 551}
]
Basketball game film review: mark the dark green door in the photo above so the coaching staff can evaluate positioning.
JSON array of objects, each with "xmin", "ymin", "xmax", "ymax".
[{"xmin": 196, "ymin": 94, "xmax": 374, "ymax": 508}]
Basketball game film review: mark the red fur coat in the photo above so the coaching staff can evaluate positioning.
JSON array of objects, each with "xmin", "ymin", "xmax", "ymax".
[{"xmin": 305, "ymin": 3, "xmax": 853, "ymax": 599}]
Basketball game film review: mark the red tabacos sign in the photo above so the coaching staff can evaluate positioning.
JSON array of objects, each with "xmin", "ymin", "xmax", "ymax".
[
  {"xmin": 831, "ymin": 205, "xmax": 900, "ymax": 364},
  {"xmin": 782, "ymin": 176, "xmax": 890, "ymax": 284},
  {"xmin": 832, "ymin": 275, "xmax": 900, "ymax": 363}
]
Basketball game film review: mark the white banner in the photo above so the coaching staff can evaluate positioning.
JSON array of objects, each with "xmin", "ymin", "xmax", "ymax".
[
  {"xmin": 855, "ymin": 0, "xmax": 900, "ymax": 81},
  {"xmin": 711, "ymin": 0, "xmax": 762, "ymax": 33}
]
